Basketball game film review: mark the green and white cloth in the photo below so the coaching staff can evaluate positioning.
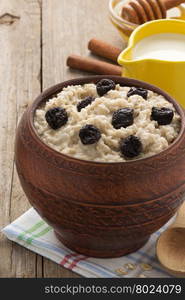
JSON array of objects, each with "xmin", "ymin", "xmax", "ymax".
[{"xmin": 2, "ymin": 208, "xmax": 173, "ymax": 278}]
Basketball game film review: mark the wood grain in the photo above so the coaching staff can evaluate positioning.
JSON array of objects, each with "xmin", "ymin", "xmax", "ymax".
[
  {"xmin": 0, "ymin": 0, "xmax": 41, "ymax": 277},
  {"xmin": 0, "ymin": 0, "xmax": 125, "ymax": 277},
  {"xmin": 42, "ymin": 0, "xmax": 123, "ymax": 88}
]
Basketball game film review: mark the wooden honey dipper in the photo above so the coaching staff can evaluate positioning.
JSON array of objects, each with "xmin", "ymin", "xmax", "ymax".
[{"xmin": 121, "ymin": 0, "xmax": 185, "ymax": 24}]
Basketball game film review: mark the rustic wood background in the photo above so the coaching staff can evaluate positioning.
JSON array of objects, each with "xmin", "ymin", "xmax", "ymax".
[{"xmin": 0, "ymin": 0, "xmax": 124, "ymax": 278}]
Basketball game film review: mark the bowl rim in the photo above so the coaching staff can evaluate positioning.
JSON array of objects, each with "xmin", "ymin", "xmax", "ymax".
[
  {"xmin": 109, "ymin": 0, "xmax": 138, "ymax": 28},
  {"xmin": 27, "ymin": 75, "xmax": 185, "ymax": 166}
]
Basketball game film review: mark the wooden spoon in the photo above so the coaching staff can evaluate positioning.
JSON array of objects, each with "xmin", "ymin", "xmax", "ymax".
[{"xmin": 156, "ymin": 201, "xmax": 185, "ymax": 277}]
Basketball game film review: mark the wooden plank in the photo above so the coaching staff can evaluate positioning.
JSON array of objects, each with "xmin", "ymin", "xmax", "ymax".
[
  {"xmin": 42, "ymin": 0, "xmax": 123, "ymax": 277},
  {"xmin": 42, "ymin": 0, "xmax": 123, "ymax": 88},
  {"xmin": 0, "ymin": 0, "xmax": 41, "ymax": 277}
]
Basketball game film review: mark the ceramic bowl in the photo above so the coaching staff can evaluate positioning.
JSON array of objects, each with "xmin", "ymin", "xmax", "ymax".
[
  {"xmin": 109, "ymin": 0, "xmax": 185, "ymax": 41},
  {"xmin": 118, "ymin": 19, "xmax": 185, "ymax": 108},
  {"xmin": 15, "ymin": 75, "xmax": 185, "ymax": 258}
]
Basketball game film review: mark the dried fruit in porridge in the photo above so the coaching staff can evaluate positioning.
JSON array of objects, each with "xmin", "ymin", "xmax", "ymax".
[
  {"xmin": 120, "ymin": 135, "xmax": 142, "ymax": 158},
  {"xmin": 34, "ymin": 83, "xmax": 180, "ymax": 162},
  {"xmin": 112, "ymin": 108, "xmax": 134, "ymax": 129},
  {"xmin": 127, "ymin": 87, "xmax": 148, "ymax": 100},
  {"xmin": 151, "ymin": 107, "xmax": 174, "ymax": 125},
  {"xmin": 77, "ymin": 96, "xmax": 95, "ymax": 112},
  {"xmin": 45, "ymin": 107, "xmax": 68, "ymax": 129},
  {"xmin": 79, "ymin": 124, "xmax": 101, "ymax": 145},
  {"xmin": 96, "ymin": 79, "xmax": 116, "ymax": 96}
]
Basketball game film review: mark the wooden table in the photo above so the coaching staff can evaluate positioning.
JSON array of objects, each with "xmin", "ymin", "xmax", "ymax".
[{"xmin": 0, "ymin": 0, "xmax": 125, "ymax": 278}]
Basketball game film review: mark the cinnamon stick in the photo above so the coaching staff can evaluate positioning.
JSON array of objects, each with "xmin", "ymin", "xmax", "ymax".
[
  {"xmin": 88, "ymin": 38, "xmax": 122, "ymax": 63},
  {"xmin": 67, "ymin": 54, "xmax": 122, "ymax": 76}
]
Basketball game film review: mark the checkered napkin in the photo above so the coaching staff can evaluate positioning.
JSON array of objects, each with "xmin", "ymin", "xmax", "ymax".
[{"xmin": 2, "ymin": 208, "xmax": 173, "ymax": 278}]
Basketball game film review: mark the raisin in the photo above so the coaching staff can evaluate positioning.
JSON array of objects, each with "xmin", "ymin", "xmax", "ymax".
[
  {"xmin": 151, "ymin": 107, "xmax": 174, "ymax": 125},
  {"xmin": 120, "ymin": 135, "xmax": 142, "ymax": 158},
  {"xmin": 112, "ymin": 108, "xmax": 134, "ymax": 129},
  {"xmin": 79, "ymin": 124, "xmax": 101, "ymax": 145},
  {"xmin": 77, "ymin": 96, "xmax": 95, "ymax": 112},
  {"xmin": 96, "ymin": 79, "xmax": 116, "ymax": 96},
  {"xmin": 45, "ymin": 107, "xmax": 68, "ymax": 129},
  {"xmin": 127, "ymin": 87, "xmax": 148, "ymax": 100}
]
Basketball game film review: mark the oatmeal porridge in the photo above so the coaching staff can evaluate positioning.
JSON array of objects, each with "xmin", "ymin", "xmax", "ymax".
[{"xmin": 34, "ymin": 79, "xmax": 181, "ymax": 162}]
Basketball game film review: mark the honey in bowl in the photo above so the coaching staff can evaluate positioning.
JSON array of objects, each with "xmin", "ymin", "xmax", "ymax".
[{"xmin": 109, "ymin": 0, "xmax": 185, "ymax": 40}]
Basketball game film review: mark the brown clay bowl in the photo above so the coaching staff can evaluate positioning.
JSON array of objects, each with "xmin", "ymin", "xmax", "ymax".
[{"xmin": 15, "ymin": 75, "xmax": 185, "ymax": 258}]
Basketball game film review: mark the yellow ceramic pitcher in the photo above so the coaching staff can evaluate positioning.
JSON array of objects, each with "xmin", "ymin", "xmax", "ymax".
[{"xmin": 118, "ymin": 19, "xmax": 185, "ymax": 107}]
